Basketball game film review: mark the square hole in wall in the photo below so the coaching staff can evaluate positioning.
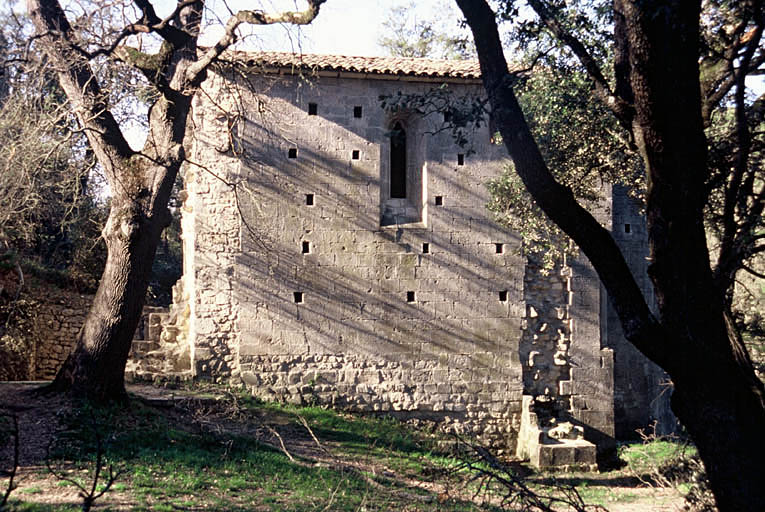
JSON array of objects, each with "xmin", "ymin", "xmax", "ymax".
[
  {"xmin": 352, "ymin": 150, "xmax": 360, "ymax": 160},
  {"xmin": 302, "ymin": 241, "xmax": 310, "ymax": 254},
  {"xmin": 495, "ymin": 243, "xmax": 504, "ymax": 254},
  {"xmin": 457, "ymin": 153, "xmax": 465, "ymax": 166},
  {"xmin": 422, "ymin": 243, "xmax": 430, "ymax": 254},
  {"xmin": 305, "ymin": 193, "xmax": 314, "ymax": 206},
  {"xmin": 444, "ymin": 111, "xmax": 452, "ymax": 122},
  {"xmin": 288, "ymin": 148, "xmax": 298, "ymax": 159},
  {"xmin": 308, "ymin": 102, "xmax": 317, "ymax": 115},
  {"xmin": 499, "ymin": 290, "xmax": 508, "ymax": 302},
  {"xmin": 353, "ymin": 106, "xmax": 363, "ymax": 118},
  {"xmin": 624, "ymin": 223, "xmax": 631, "ymax": 233},
  {"xmin": 434, "ymin": 196, "xmax": 443, "ymax": 206},
  {"xmin": 406, "ymin": 291, "xmax": 416, "ymax": 303},
  {"xmin": 293, "ymin": 292, "xmax": 304, "ymax": 303}
]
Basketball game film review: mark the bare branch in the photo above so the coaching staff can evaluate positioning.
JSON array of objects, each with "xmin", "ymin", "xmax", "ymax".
[
  {"xmin": 742, "ymin": 263, "xmax": 765, "ymax": 279},
  {"xmin": 185, "ymin": 0, "xmax": 327, "ymax": 83},
  {"xmin": 27, "ymin": 0, "xmax": 134, "ymax": 182}
]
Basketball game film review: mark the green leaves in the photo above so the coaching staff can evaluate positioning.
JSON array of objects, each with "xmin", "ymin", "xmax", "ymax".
[{"xmin": 488, "ymin": 66, "xmax": 643, "ymax": 268}]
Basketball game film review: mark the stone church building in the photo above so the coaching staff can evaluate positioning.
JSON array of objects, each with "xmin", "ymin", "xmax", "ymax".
[{"xmin": 154, "ymin": 52, "xmax": 672, "ymax": 466}]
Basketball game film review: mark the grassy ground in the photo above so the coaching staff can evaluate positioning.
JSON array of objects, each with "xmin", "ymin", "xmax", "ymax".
[{"xmin": 1, "ymin": 383, "xmax": 690, "ymax": 511}]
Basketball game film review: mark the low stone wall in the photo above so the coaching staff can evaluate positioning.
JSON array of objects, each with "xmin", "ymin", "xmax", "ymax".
[
  {"xmin": 0, "ymin": 282, "xmax": 93, "ymax": 381},
  {"xmin": 241, "ymin": 353, "xmax": 521, "ymax": 450},
  {"xmin": 31, "ymin": 286, "xmax": 93, "ymax": 379}
]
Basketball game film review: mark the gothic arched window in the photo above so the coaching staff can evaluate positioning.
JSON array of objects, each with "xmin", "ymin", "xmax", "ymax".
[{"xmin": 390, "ymin": 121, "xmax": 407, "ymax": 198}]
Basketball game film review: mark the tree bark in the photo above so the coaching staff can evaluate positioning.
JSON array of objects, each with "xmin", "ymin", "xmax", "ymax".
[
  {"xmin": 454, "ymin": 0, "xmax": 765, "ymax": 509},
  {"xmin": 50, "ymin": 184, "xmax": 174, "ymax": 400},
  {"xmin": 28, "ymin": 0, "xmax": 193, "ymax": 401}
]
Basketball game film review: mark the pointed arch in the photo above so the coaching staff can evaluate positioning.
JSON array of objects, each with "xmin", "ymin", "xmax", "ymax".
[{"xmin": 390, "ymin": 121, "xmax": 407, "ymax": 198}]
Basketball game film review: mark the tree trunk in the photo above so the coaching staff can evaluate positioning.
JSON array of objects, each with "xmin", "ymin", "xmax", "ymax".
[
  {"xmin": 621, "ymin": 0, "xmax": 765, "ymax": 504},
  {"xmin": 670, "ymin": 349, "xmax": 765, "ymax": 510},
  {"xmin": 454, "ymin": 0, "xmax": 765, "ymax": 509},
  {"xmin": 28, "ymin": 0, "xmax": 326, "ymax": 402},
  {"xmin": 28, "ymin": 0, "xmax": 194, "ymax": 401},
  {"xmin": 50, "ymin": 185, "xmax": 172, "ymax": 401}
]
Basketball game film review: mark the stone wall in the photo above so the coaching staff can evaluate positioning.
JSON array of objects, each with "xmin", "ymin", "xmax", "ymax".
[
  {"xmin": 32, "ymin": 287, "xmax": 92, "ymax": 378},
  {"xmin": 607, "ymin": 186, "xmax": 675, "ymax": 437},
  {"xmin": 183, "ymin": 71, "xmax": 244, "ymax": 381},
  {"xmin": 0, "ymin": 283, "xmax": 95, "ymax": 380},
  {"xmin": 520, "ymin": 255, "xmax": 615, "ymax": 453}
]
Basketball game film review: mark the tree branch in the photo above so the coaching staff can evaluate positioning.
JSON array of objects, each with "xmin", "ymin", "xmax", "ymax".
[
  {"xmin": 742, "ymin": 263, "xmax": 765, "ymax": 279},
  {"xmin": 455, "ymin": 0, "xmax": 671, "ymax": 371},
  {"xmin": 185, "ymin": 0, "xmax": 326, "ymax": 84},
  {"xmin": 27, "ymin": 0, "xmax": 134, "ymax": 183},
  {"xmin": 526, "ymin": 0, "xmax": 635, "ymax": 131},
  {"xmin": 113, "ymin": 45, "xmax": 172, "ymax": 92},
  {"xmin": 700, "ymin": 3, "xmax": 765, "ymax": 125}
]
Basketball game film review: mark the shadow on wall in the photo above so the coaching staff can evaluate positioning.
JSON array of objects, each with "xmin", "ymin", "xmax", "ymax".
[{"xmin": 214, "ymin": 71, "xmax": 528, "ymax": 445}]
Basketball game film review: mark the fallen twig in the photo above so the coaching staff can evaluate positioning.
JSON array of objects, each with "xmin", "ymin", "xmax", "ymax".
[{"xmin": 451, "ymin": 436, "xmax": 608, "ymax": 511}]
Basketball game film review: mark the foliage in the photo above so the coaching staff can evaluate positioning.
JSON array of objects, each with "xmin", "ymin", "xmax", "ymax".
[
  {"xmin": 379, "ymin": 0, "xmax": 475, "ymax": 60},
  {"xmin": 0, "ymin": 8, "xmax": 181, "ymax": 304},
  {"xmin": 488, "ymin": 66, "xmax": 643, "ymax": 269},
  {"xmin": 620, "ymin": 434, "xmax": 715, "ymax": 511},
  {"xmin": 0, "ymin": 11, "xmax": 106, "ymax": 292}
]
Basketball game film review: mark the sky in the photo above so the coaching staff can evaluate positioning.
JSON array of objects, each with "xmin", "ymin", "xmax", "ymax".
[
  {"xmin": 250, "ymin": 0, "xmax": 392, "ymax": 56},
  {"xmin": 184, "ymin": 0, "xmax": 437, "ymax": 57}
]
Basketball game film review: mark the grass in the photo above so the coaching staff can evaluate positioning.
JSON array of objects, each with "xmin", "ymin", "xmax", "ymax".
[
  {"xmin": 3, "ymin": 386, "xmax": 694, "ymax": 511},
  {"xmin": 4, "ymin": 505, "xmax": 80, "ymax": 512},
  {"xmin": 570, "ymin": 481, "xmax": 639, "ymax": 506},
  {"xmin": 7, "ymin": 392, "xmax": 492, "ymax": 512},
  {"xmin": 619, "ymin": 439, "xmax": 697, "ymax": 477}
]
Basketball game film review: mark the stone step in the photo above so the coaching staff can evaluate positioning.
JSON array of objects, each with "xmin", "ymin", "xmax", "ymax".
[
  {"xmin": 148, "ymin": 312, "xmax": 170, "ymax": 341},
  {"xmin": 134, "ymin": 306, "xmax": 168, "ymax": 340},
  {"xmin": 125, "ymin": 368, "xmax": 192, "ymax": 385},
  {"xmin": 129, "ymin": 339, "xmax": 160, "ymax": 356}
]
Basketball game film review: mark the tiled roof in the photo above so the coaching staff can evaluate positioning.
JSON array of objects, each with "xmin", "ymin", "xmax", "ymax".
[{"xmin": 239, "ymin": 51, "xmax": 482, "ymax": 80}]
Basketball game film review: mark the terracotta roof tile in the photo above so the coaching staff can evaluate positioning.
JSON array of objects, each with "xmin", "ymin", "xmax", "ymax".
[{"xmin": 238, "ymin": 51, "xmax": 482, "ymax": 80}]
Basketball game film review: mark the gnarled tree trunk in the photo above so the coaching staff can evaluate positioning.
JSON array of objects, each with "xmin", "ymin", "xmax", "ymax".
[
  {"xmin": 28, "ymin": 0, "xmax": 194, "ymax": 402},
  {"xmin": 50, "ymin": 159, "xmax": 181, "ymax": 400}
]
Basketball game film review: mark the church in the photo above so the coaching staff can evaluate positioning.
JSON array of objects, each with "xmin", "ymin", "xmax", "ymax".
[{"xmin": 159, "ymin": 52, "xmax": 671, "ymax": 467}]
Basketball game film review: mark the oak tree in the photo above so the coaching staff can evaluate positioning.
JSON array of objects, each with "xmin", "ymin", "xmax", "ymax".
[
  {"xmin": 453, "ymin": 0, "xmax": 764, "ymax": 509},
  {"xmin": 27, "ymin": 0, "xmax": 326, "ymax": 401}
]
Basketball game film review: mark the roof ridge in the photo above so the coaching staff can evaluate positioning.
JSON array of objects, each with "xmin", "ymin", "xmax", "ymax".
[{"xmin": 222, "ymin": 50, "xmax": 483, "ymax": 80}]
